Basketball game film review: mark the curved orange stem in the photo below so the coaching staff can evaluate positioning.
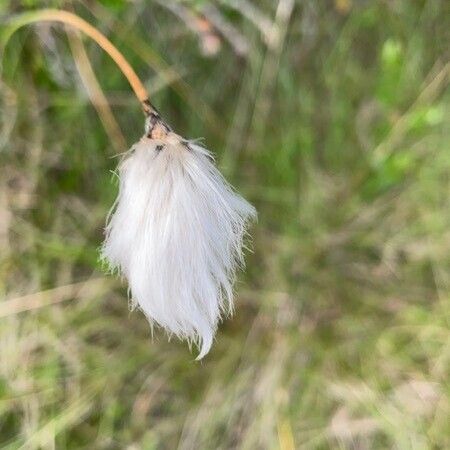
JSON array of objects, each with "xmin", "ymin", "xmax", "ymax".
[{"xmin": 4, "ymin": 9, "xmax": 151, "ymax": 112}]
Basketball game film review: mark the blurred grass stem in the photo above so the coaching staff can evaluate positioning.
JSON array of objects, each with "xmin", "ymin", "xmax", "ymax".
[{"xmin": 66, "ymin": 27, "xmax": 127, "ymax": 150}]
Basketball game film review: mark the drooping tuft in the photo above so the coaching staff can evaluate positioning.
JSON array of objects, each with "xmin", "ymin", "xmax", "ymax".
[{"xmin": 101, "ymin": 128, "xmax": 256, "ymax": 359}]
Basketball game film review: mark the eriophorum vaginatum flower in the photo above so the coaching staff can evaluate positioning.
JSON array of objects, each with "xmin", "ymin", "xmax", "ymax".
[
  {"xmin": 101, "ymin": 103, "xmax": 256, "ymax": 359},
  {"xmin": 7, "ymin": 9, "xmax": 256, "ymax": 360}
]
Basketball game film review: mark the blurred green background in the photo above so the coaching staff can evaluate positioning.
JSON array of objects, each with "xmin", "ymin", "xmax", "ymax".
[{"xmin": 1, "ymin": 0, "xmax": 449, "ymax": 448}]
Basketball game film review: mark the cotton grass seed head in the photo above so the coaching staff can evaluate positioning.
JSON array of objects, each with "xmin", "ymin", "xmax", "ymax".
[{"xmin": 101, "ymin": 105, "xmax": 256, "ymax": 359}]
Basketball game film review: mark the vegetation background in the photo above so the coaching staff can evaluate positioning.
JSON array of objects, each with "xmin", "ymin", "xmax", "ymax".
[{"xmin": 1, "ymin": 0, "xmax": 449, "ymax": 448}]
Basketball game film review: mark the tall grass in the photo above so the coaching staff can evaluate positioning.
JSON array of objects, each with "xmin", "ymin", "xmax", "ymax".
[{"xmin": 1, "ymin": 0, "xmax": 449, "ymax": 448}]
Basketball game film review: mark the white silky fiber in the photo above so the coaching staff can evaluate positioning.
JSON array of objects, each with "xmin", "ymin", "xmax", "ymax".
[{"xmin": 102, "ymin": 131, "xmax": 256, "ymax": 359}]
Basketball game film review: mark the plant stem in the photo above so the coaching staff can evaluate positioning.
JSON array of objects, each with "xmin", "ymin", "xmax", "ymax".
[{"xmin": 3, "ymin": 9, "xmax": 152, "ymax": 114}]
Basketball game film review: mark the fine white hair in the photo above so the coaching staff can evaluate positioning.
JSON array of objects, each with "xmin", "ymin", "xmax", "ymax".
[{"xmin": 101, "ymin": 132, "xmax": 256, "ymax": 359}]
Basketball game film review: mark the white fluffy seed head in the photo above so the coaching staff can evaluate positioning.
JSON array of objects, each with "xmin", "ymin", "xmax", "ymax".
[{"xmin": 101, "ymin": 131, "xmax": 256, "ymax": 359}]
